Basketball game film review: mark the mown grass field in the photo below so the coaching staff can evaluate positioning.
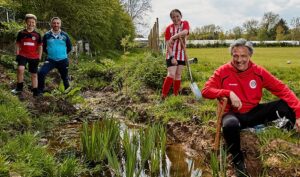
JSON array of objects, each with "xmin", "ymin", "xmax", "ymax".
[{"xmin": 188, "ymin": 47, "xmax": 300, "ymax": 68}]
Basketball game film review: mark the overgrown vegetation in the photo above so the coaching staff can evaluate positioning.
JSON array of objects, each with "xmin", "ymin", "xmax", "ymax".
[{"xmin": 81, "ymin": 119, "xmax": 167, "ymax": 176}]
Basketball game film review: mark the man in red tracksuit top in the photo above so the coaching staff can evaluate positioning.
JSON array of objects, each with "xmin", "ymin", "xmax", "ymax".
[{"xmin": 202, "ymin": 38, "xmax": 300, "ymax": 177}]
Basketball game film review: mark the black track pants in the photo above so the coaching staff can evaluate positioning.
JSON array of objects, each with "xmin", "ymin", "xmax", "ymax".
[{"xmin": 222, "ymin": 99, "xmax": 296, "ymax": 163}]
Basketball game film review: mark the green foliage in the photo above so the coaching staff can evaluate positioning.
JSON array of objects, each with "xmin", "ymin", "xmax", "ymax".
[
  {"xmin": 113, "ymin": 52, "xmax": 165, "ymax": 99},
  {"xmin": 0, "ymin": 133, "xmax": 56, "ymax": 177},
  {"xmin": 0, "ymin": 21, "xmax": 23, "ymax": 41},
  {"xmin": 81, "ymin": 119, "xmax": 167, "ymax": 176},
  {"xmin": 0, "ymin": 54, "xmax": 16, "ymax": 70},
  {"xmin": 57, "ymin": 157, "xmax": 81, "ymax": 177},
  {"xmin": 210, "ymin": 148, "xmax": 228, "ymax": 177},
  {"xmin": 50, "ymin": 83, "xmax": 84, "ymax": 104},
  {"xmin": 81, "ymin": 119, "xmax": 121, "ymax": 162},
  {"xmin": 121, "ymin": 35, "xmax": 137, "ymax": 53},
  {"xmin": 152, "ymin": 96, "xmax": 199, "ymax": 122},
  {"xmin": 123, "ymin": 130, "xmax": 138, "ymax": 177},
  {"xmin": 9, "ymin": 0, "xmax": 135, "ymax": 51},
  {"xmin": 75, "ymin": 58, "xmax": 116, "ymax": 90},
  {"xmin": 0, "ymin": 88, "xmax": 31, "ymax": 133},
  {"xmin": 0, "ymin": 154, "xmax": 9, "ymax": 177},
  {"xmin": 256, "ymin": 127, "xmax": 297, "ymax": 145}
]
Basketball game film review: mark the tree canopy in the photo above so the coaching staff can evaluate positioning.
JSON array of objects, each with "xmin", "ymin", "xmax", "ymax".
[{"xmin": 4, "ymin": 0, "xmax": 135, "ymax": 51}]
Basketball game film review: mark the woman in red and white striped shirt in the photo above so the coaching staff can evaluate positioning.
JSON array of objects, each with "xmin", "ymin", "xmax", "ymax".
[{"xmin": 161, "ymin": 9, "xmax": 190, "ymax": 99}]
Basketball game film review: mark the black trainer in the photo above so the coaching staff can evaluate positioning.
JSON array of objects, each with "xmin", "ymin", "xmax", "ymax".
[
  {"xmin": 11, "ymin": 82, "xmax": 24, "ymax": 94},
  {"xmin": 233, "ymin": 160, "xmax": 249, "ymax": 177},
  {"xmin": 32, "ymin": 88, "xmax": 39, "ymax": 97},
  {"xmin": 11, "ymin": 88, "xmax": 22, "ymax": 94}
]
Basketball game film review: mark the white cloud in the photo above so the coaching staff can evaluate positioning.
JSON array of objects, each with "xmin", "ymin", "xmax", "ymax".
[{"xmin": 141, "ymin": 0, "xmax": 300, "ymax": 36}]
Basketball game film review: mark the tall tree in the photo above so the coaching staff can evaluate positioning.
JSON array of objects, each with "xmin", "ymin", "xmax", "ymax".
[
  {"xmin": 275, "ymin": 25, "xmax": 285, "ymax": 41},
  {"xmin": 232, "ymin": 26, "xmax": 243, "ymax": 39},
  {"xmin": 259, "ymin": 11, "xmax": 280, "ymax": 40},
  {"xmin": 243, "ymin": 19, "xmax": 259, "ymax": 40},
  {"xmin": 120, "ymin": 0, "xmax": 151, "ymax": 26},
  {"xmin": 274, "ymin": 18, "xmax": 289, "ymax": 41},
  {"xmin": 190, "ymin": 24, "xmax": 222, "ymax": 40},
  {"xmin": 290, "ymin": 17, "xmax": 300, "ymax": 40}
]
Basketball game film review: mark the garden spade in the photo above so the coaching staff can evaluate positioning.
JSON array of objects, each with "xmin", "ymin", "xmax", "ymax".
[{"xmin": 179, "ymin": 38, "xmax": 202, "ymax": 100}]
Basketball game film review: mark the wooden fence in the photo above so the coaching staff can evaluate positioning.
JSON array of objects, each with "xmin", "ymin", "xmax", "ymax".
[{"xmin": 148, "ymin": 18, "xmax": 160, "ymax": 53}]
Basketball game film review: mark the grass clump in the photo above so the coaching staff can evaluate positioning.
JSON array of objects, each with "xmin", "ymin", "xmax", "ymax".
[
  {"xmin": 0, "ymin": 132, "xmax": 56, "ymax": 177},
  {"xmin": 57, "ymin": 157, "xmax": 82, "ymax": 177},
  {"xmin": 74, "ymin": 58, "xmax": 116, "ymax": 90},
  {"xmin": 0, "ymin": 89, "xmax": 31, "ymax": 134},
  {"xmin": 151, "ymin": 96, "xmax": 200, "ymax": 122}
]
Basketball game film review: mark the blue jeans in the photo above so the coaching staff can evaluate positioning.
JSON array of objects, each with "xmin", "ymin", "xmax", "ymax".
[{"xmin": 38, "ymin": 58, "xmax": 69, "ymax": 92}]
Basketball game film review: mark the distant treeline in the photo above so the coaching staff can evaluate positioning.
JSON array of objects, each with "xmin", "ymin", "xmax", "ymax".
[
  {"xmin": 188, "ymin": 12, "xmax": 300, "ymax": 41},
  {"xmin": 186, "ymin": 40, "xmax": 300, "ymax": 48}
]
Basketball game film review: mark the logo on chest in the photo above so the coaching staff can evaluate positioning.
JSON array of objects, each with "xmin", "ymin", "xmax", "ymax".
[
  {"xmin": 249, "ymin": 80, "xmax": 257, "ymax": 89},
  {"xmin": 228, "ymin": 83, "xmax": 238, "ymax": 86}
]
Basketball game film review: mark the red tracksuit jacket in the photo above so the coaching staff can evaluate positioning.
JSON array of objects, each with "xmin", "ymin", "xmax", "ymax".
[{"xmin": 202, "ymin": 61, "xmax": 300, "ymax": 118}]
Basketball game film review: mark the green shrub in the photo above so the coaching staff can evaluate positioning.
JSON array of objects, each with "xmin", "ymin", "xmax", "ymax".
[
  {"xmin": 1, "ymin": 133, "xmax": 57, "ymax": 177},
  {"xmin": 151, "ymin": 96, "xmax": 200, "ymax": 122},
  {"xmin": 0, "ymin": 21, "xmax": 23, "ymax": 42},
  {"xmin": 0, "ymin": 89, "xmax": 31, "ymax": 132},
  {"xmin": 75, "ymin": 58, "xmax": 116, "ymax": 89},
  {"xmin": 0, "ymin": 154, "xmax": 9, "ymax": 177},
  {"xmin": 113, "ymin": 53, "xmax": 165, "ymax": 100},
  {"xmin": 57, "ymin": 157, "xmax": 81, "ymax": 177},
  {"xmin": 0, "ymin": 54, "xmax": 16, "ymax": 69}
]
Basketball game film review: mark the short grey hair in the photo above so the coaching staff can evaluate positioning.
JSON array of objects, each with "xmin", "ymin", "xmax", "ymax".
[{"xmin": 229, "ymin": 38, "xmax": 254, "ymax": 56}]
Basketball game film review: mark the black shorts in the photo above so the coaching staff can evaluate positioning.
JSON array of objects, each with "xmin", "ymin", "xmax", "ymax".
[
  {"xmin": 166, "ymin": 58, "xmax": 186, "ymax": 68},
  {"xmin": 16, "ymin": 55, "xmax": 39, "ymax": 73}
]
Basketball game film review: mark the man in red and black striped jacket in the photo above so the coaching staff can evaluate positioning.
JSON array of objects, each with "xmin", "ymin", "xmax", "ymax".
[
  {"xmin": 202, "ymin": 38, "xmax": 300, "ymax": 177},
  {"xmin": 12, "ymin": 14, "xmax": 42, "ymax": 96}
]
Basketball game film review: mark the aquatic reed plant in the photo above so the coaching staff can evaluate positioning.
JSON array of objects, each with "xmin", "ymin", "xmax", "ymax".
[
  {"xmin": 123, "ymin": 130, "xmax": 138, "ymax": 177},
  {"xmin": 210, "ymin": 145, "xmax": 228, "ymax": 177},
  {"xmin": 81, "ymin": 119, "xmax": 121, "ymax": 162}
]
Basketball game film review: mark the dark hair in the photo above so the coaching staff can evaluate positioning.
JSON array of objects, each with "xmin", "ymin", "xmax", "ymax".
[{"xmin": 170, "ymin": 9, "xmax": 182, "ymax": 18}]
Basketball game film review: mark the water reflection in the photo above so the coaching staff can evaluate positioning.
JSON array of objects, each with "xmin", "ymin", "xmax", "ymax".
[
  {"xmin": 166, "ymin": 144, "xmax": 202, "ymax": 177},
  {"xmin": 48, "ymin": 120, "xmax": 203, "ymax": 177}
]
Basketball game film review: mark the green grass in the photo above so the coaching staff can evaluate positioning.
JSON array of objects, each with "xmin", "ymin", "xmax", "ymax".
[
  {"xmin": 0, "ymin": 89, "xmax": 31, "ymax": 137},
  {"xmin": 0, "ymin": 133, "xmax": 56, "ymax": 177},
  {"xmin": 188, "ymin": 47, "xmax": 300, "ymax": 68}
]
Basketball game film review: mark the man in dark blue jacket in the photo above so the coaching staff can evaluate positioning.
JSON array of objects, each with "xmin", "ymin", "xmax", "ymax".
[{"xmin": 38, "ymin": 17, "xmax": 72, "ymax": 94}]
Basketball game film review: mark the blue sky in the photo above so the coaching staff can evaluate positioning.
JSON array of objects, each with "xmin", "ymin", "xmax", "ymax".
[{"xmin": 143, "ymin": 0, "xmax": 300, "ymax": 35}]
